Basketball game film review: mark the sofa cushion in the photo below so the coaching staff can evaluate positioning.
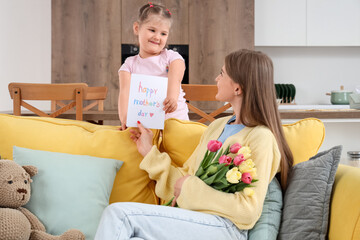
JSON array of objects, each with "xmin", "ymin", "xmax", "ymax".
[
  {"xmin": 13, "ymin": 146, "xmax": 123, "ymax": 240},
  {"xmin": 160, "ymin": 118, "xmax": 207, "ymax": 167},
  {"xmin": 0, "ymin": 114, "xmax": 160, "ymax": 204},
  {"xmin": 328, "ymin": 164, "xmax": 360, "ymax": 240},
  {"xmin": 278, "ymin": 145, "xmax": 342, "ymax": 240},
  {"xmin": 161, "ymin": 117, "xmax": 325, "ymax": 167},
  {"xmin": 282, "ymin": 118, "xmax": 325, "ymax": 165},
  {"xmin": 248, "ymin": 177, "xmax": 283, "ymax": 240}
]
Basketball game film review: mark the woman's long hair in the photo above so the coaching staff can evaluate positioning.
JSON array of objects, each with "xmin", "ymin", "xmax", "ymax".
[{"xmin": 225, "ymin": 49, "xmax": 293, "ymax": 190}]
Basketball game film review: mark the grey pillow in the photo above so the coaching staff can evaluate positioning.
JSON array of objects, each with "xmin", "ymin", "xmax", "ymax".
[
  {"xmin": 278, "ymin": 145, "xmax": 342, "ymax": 240},
  {"xmin": 248, "ymin": 177, "xmax": 283, "ymax": 240}
]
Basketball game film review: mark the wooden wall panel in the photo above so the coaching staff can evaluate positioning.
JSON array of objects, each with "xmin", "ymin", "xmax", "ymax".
[
  {"xmin": 121, "ymin": 0, "xmax": 188, "ymax": 44},
  {"xmin": 52, "ymin": 0, "xmax": 253, "ymax": 116},
  {"xmin": 52, "ymin": 0, "xmax": 121, "ymax": 110},
  {"xmin": 189, "ymin": 0, "xmax": 254, "ymax": 110}
]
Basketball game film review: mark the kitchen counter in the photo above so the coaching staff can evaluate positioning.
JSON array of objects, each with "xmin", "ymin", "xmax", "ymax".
[
  {"xmin": 278, "ymin": 105, "xmax": 360, "ymax": 122},
  {"xmin": 1, "ymin": 105, "xmax": 360, "ymax": 123}
]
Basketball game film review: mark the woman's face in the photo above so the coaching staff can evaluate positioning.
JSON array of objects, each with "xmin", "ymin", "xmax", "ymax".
[{"xmin": 215, "ymin": 65, "xmax": 241, "ymax": 102}]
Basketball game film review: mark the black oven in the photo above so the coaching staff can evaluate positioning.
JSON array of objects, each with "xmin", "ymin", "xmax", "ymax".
[{"xmin": 121, "ymin": 44, "xmax": 189, "ymax": 84}]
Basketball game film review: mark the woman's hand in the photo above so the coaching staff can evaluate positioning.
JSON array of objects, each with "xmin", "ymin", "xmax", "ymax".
[
  {"xmin": 171, "ymin": 175, "xmax": 190, "ymax": 207},
  {"xmin": 129, "ymin": 121, "xmax": 154, "ymax": 157},
  {"xmin": 163, "ymin": 97, "xmax": 177, "ymax": 114}
]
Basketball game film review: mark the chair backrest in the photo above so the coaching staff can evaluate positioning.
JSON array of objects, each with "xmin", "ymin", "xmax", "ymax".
[
  {"xmin": 51, "ymin": 86, "xmax": 108, "ymax": 112},
  {"xmin": 8, "ymin": 83, "xmax": 88, "ymax": 121},
  {"xmin": 182, "ymin": 84, "xmax": 232, "ymax": 123}
]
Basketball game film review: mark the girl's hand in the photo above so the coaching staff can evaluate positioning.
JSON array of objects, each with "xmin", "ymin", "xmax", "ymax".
[
  {"xmin": 129, "ymin": 121, "xmax": 154, "ymax": 157},
  {"xmin": 163, "ymin": 97, "xmax": 177, "ymax": 114},
  {"xmin": 171, "ymin": 175, "xmax": 190, "ymax": 207},
  {"xmin": 120, "ymin": 121, "xmax": 127, "ymax": 131}
]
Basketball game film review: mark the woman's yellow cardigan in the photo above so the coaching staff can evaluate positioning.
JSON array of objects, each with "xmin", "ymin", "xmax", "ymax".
[{"xmin": 140, "ymin": 116, "xmax": 281, "ymax": 230}]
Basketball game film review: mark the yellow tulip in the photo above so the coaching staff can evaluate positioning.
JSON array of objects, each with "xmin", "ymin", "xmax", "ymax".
[
  {"xmin": 238, "ymin": 146, "xmax": 251, "ymax": 159},
  {"xmin": 244, "ymin": 187, "xmax": 255, "ymax": 197},
  {"xmin": 226, "ymin": 167, "xmax": 242, "ymax": 184},
  {"xmin": 247, "ymin": 167, "xmax": 257, "ymax": 179},
  {"xmin": 238, "ymin": 159, "xmax": 255, "ymax": 173}
]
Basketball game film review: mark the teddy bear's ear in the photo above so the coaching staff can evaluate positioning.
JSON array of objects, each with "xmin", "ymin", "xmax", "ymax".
[{"xmin": 22, "ymin": 165, "xmax": 38, "ymax": 177}]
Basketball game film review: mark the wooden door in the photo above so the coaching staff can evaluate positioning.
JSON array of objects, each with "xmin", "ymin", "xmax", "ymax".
[{"xmin": 52, "ymin": 0, "xmax": 121, "ymax": 110}]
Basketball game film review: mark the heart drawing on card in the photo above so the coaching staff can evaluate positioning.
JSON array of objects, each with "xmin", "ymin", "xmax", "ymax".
[{"xmin": 150, "ymin": 113, "xmax": 154, "ymax": 117}]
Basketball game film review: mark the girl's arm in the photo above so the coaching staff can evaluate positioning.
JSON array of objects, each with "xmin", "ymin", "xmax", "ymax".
[
  {"xmin": 163, "ymin": 59, "xmax": 185, "ymax": 114},
  {"xmin": 118, "ymin": 71, "xmax": 131, "ymax": 130}
]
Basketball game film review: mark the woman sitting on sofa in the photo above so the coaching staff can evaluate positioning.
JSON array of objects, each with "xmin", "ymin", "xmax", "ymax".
[{"xmin": 95, "ymin": 49, "xmax": 294, "ymax": 240}]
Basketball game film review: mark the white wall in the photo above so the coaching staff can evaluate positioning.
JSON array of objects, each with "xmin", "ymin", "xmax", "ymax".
[
  {"xmin": 258, "ymin": 46, "xmax": 360, "ymax": 161},
  {"xmin": 321, "ymin": 121, "xmax": 360, "ymax": 164},
  {"xmin": 0, "ymin": 0, "xmax": 51, "ymax": 111},
  {"xmin": 256, "ymin": 47, "xmax": 360, "ymax": 104}
]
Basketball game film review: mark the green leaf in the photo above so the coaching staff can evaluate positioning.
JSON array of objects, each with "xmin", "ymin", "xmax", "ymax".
[
  {"xmin": 212, "ymin": 149, "xmax": 224, "ymax": 165},
  {"xmin": 223, "ymin": 145, "xmax": 230, "ymax": 155},
  {"xmin": 204, "ymin": 152, "xmax": 216, "ymax": 168},
  {"xmin": 211, "ymin": 181, "xmax": 230, "ymax": 191},
  {"xmin": 195, "ymin": 166, "xmax": 205, "ymax": 177},
  {"xmin": 213, "ymin": 164, "xmax": 229, "ymax": 182},
  {"xmin": 163, "ymin": 197, "xmax": 174, "ymax": 206},
  {"xmin": 203, "ymin": 167, "xmax": 224, "ymax": 185},
  {"xmin": 200, "ymin": 172, "xmax": 209, "ymax": 180},
  {"xmin": 235, "ymin": 182, "xmax": 249, "ymax": 192},
  {"xmin": 204, "ymin": 150, "xmax": 209, "ymax": 161},
  {"xmin": 207, "ymin": 165, "xmax": 218, "ymax": 176},
  {"xmin": 203, "ymin": 172, "xmax": 217, "ymax": 185}
]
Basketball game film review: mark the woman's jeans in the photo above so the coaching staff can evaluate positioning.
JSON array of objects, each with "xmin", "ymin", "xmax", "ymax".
[{"xmin": 95, "ymin": 202, "xmax": 247, "ymax": 240}]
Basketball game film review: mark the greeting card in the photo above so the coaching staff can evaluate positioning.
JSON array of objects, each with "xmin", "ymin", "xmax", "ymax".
[{"xmin": 126, "ymin": 74, "xmax": 168, "ymax": 129}]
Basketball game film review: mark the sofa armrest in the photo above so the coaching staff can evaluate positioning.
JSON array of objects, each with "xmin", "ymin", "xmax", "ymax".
[{"xmin": 328, "ymin": 164, "xmax": 360, "ymax": 240}]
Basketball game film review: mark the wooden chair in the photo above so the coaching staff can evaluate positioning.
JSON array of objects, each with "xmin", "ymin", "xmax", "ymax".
[
  {"xmin": 51, "ymin": 86, "xmax": 108, "ymax": 124},
  {"xmin": 51, "ymin": 86, "xmax": 107, "ymax": 111},
  {"xmin": 182, "ymin": 84, "xmax": 232, "ymax": 123},
  {"xmin": 8, "ymin": 83, "xmax": 87, "ymax": 121}
]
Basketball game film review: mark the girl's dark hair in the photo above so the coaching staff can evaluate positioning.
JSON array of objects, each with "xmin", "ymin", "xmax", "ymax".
[
  {"xmin": 138, "ymin": 2, "xmax": 172, "ymax": 25},
  {"xmin": 225, "ymin": 49, "xmax": 294, "ymax": 191}
]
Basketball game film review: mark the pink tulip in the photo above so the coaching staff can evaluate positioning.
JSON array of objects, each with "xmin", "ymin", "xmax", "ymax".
[
  {"xmin": 233, "ymin": 154, "xmax": 245, "ymax": 166},
  {"xmin": 207, "ymin": 140, "xmax": 222, "ymax": 152},
  {"xmin": 241, "ymin": 172, "xmax": 252, "ymax": 184},
  {"xmin": 219, "ymin": 155, "xmax": 232, "ymax": 166},
  {"xmin": 230, "ymin": 143, "xmax": 241, "ymax": 154}
]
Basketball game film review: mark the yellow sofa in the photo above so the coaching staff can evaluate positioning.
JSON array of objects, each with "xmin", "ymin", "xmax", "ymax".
[{"xmin": 0, "ymin": 114, "xmax": 359, "ymax": 239}]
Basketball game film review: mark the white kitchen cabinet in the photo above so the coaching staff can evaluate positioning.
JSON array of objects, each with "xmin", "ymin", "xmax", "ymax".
[
  {"xmin": 255, "ymin": 0, "xmax": 360, "ymax": 46},
  {"xmin": 307, "ymin": 0, "xmax": 360, "ymax": 46},
  {"xmin": 255, "ymin": 0, "xmax": 307, "ymax": 46}
]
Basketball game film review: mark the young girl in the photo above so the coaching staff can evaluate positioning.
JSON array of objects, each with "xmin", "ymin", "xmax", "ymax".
[
  {"xmin": 95, "ymin": 49, "xmax": 293, "ymax": 239},
  {"xmin": 118, "ymin": 2, "xmax": 189, "ymax": 130}
]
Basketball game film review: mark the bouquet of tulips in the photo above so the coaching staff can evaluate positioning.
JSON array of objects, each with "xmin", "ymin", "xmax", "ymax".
[
  {"xmin": 194, "ymin": 140, "xmax": 257, "ymax": 195},
  {"xmin": 164, "ymin": 140, "xmax": 258, "ymax": 206}
]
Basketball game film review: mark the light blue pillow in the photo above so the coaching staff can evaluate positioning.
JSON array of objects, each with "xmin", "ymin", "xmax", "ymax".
[
  {"xmin": 13, "ymin": 146, "xmax": 123, "ymax": 240},
  {"xmin": 248, "ymin": 177, "xmax": 283, "ymax": 240}
]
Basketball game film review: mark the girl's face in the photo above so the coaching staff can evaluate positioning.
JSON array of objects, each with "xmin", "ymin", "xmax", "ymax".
[
  {"xmin": 215, "ymin": 65, "xmax": 241, "ymax": 103},
  {"xmin": 134, "ymin": 15, "xmax": 171, "ymax": 58}
]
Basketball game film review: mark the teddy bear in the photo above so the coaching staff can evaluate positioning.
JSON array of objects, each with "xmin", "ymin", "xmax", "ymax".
[{"xmin": 0, "ymin": 159, "xmax": 85, "ymax": 240}]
